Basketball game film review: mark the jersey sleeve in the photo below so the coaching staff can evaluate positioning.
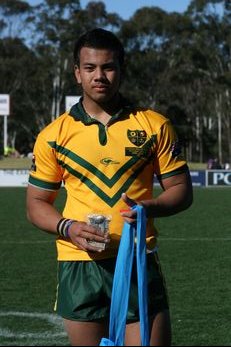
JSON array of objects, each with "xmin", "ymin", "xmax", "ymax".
[
  {"xmin": 28, "ymin": 133, "xmax": 63, "ymax": 191},
  {"xmin": 154, "ymin": 119, "xmax": 187, "ymax": 179}
]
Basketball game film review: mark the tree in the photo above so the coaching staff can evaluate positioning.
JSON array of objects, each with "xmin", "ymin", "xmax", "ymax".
[
  {"xmin": 0, "ymin": 37, "xmax": 41, "ymax": 154},
  {"xmin": 186, "ymin": 0, "xmax": 231, "ymax": 163},
  {"xmin": 119, "ymin": 1, "xmax": 230, "ymax": 163},
  {"xmin": 0, "ymin": 0, "xmax": 32, "ymax": 39},
  {"xmin": 0, "ymin": 0, "xmax": 230, "ymax": 162}
]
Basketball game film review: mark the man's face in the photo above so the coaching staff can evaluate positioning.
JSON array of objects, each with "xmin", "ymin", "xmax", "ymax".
[{"xmin": 75, "ymin": 47, "xmax": 121, "ymax": 104}]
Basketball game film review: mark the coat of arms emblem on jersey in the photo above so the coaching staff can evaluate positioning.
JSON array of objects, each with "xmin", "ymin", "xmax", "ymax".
[{"xmin": 127, "ymin": 130, "xmax": 147, "ymax": 147}]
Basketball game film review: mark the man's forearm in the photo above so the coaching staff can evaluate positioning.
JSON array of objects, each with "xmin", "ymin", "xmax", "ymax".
[
  {"xmin": 27, "ymin": 199, "xmax": 63, "ymax": 235},
  {"xmin": 141, "ymin": 183, "xmax": 193, "ymax": 218}
]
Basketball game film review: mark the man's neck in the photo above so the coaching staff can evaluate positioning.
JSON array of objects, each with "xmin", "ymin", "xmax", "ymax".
[{"xmin": 82, "ymin": 94, "xmax": 122, "ymax": 125}]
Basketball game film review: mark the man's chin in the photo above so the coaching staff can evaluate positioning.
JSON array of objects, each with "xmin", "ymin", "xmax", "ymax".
[{"xmin": 93, "ymin": 94, "xmax": 113, "ymax": 104}]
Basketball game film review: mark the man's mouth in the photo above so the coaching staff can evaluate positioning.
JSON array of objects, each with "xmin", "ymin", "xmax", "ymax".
[{"xmin": 93, "ymin": 85, "xmax": 108, "ymax": 92}]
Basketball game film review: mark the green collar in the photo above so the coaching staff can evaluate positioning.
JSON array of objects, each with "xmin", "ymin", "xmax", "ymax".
[
  {"xmin": 69, "ymin": 97, "xmax": 133, "ymax": 125},
  {"xmin": 68, "ymin": 97, "xmax": 134, "ymax": 146}
]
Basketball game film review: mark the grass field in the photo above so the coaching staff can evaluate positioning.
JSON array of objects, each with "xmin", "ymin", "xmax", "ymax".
[
  {"xmin": 0, "ymin": 157, "xmax": 32, "ymax": 169},
  {"xmin": 0, "ymin": 187, "xmax": 230, "ymax": 346}
]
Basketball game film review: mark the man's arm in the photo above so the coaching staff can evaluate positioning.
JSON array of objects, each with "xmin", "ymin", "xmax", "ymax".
[
  {"xmin": 26, "ymin": 185, "xmax": 110, "ymax": 251},
  {"xmin": 26, "ymin": 185, "xmax": 61, "ymax": 233},
  {"xmin": 142, "ymin": 169, "xmax": 193, "ymax": 217},
  {"xmin": 121, "ymin": 168, "xmax": 193, "ymax": 222}
]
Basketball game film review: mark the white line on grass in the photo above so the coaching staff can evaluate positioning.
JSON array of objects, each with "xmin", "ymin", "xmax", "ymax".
[
  {"xmin": 0, "ymin": 311, "xmax": 61, "ymax": 322},
  {"xmin": 0, "ymin": 311, "xmax": 67, "ymax": 341},
  {"xmin": 0, "ymin": 328, "xmax": 66, "ymax": 339}
]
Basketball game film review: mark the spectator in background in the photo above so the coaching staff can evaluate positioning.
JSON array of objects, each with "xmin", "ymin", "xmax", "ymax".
[
  {"xmin": 207, "ymin": 158, "xmax": 214, "ymax": 169},
  {"xmin": 207, "ymin": 158, "xmax": 223, "ymax": 170},
  {"xmin": 211, "ymin": 158, "xmax": 222, "ymax": 169}
]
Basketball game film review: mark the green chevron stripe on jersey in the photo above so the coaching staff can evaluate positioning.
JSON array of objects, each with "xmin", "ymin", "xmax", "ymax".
[
  {"xmin": 48, "ymin": 139, "xmax": 155, "ymax": 188},
  {"xmin": 57, "ymin": 158, "xmax": 151, "ymax": 207}
]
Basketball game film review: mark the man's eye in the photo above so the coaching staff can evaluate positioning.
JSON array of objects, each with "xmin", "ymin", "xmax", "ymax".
[
  {"xmin": 104, "ymin": 67, "xmax": 115, "ymax": 71},
  {"xmin": 104, "ymin": 65, "xmax": 117, "ymax": 71},
  {"xmin": 84, "ymin": 66, "xmax": 94, "ymax": 71}
]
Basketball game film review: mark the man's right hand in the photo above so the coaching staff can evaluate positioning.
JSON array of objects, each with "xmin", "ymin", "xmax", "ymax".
[{"xmin": 68, "ymin": 221, "xmax": 110, "ymax": 252}]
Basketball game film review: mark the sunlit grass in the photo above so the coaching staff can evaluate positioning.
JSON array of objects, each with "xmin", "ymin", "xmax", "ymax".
[{"xmin": 0, "ymin": 157, "xmax": 31, "ymax": 169}]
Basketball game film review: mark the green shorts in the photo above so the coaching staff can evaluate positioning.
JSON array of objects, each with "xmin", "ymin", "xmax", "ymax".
[{"xmin": 55, "ymin": 252, "xmax": 169, "ymax": 322}]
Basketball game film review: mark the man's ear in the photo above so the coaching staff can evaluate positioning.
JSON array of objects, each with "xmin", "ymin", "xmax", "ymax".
[{"xmin": 74, "ymin": 64, "xmax": 81, "ymax": 84}]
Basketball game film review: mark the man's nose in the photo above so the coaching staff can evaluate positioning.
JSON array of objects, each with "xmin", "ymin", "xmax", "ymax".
[{"xmin": 94, "ymin": 67, "xmax": 105, "ymax": 80}]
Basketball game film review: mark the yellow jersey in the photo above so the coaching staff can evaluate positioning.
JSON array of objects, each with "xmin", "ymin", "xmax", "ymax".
[{"xmin": 28, "ymin": 100, "xmax": 187, "ymax": 261}]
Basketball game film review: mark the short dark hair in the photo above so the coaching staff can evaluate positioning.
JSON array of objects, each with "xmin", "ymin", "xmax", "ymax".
[{"xmin": 73, "ymin": 28, "xmax": 124, "ymax": 67}]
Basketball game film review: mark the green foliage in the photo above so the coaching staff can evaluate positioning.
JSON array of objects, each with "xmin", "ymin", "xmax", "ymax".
[{"xmin": 0, "ymin": 0, "xmax": 31, "ymax": 16}]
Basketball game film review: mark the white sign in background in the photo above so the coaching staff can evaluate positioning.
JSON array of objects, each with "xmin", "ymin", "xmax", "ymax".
[
  {"xmin": 65, "ymin": 95, "xmax": 81, "ymax": 111},
  {"xmin": 0, "ymin": 94, "xmax": 10, "ymax": 151},
  {"xmin": 0, "ymin": 170, "xmax": 29, "ymax": 187},
  {"xmin": 0, "ymin": 94, "xmax": 10, "ymax": 115}
]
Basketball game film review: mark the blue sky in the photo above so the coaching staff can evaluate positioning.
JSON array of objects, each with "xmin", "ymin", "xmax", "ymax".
[
  {"xmin": 81, "ymin": 0, "xmax": 191, "ymax": 18},
  {"xmin": 28, "ymin": 0, "xmax": 192, "ymax": 19}
]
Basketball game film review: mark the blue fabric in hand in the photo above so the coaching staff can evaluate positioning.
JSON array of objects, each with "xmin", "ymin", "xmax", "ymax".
[{"xmin": 100, "ymin": 205, "xmax": 149, "ymax": 346}]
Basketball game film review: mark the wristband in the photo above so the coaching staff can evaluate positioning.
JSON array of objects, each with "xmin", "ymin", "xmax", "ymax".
[
  {"xmin": 56, "ymin": 218, "xmax": 76, "ymax": 238},
  {"xmin": 64, "ymin": 219, "xmax": 76, "ymax": 238}
]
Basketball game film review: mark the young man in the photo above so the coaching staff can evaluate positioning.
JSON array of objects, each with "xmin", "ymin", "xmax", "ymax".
[{"xmin": 26, "ymin": 28, "xmax": 193, "ymax": 346}]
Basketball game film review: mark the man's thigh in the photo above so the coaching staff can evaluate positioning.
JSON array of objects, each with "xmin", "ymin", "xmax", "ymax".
[
  {"xmin": 125, "ymin": 309, "xmax": 171, "ymax": 346},
  {"xmin": 64, "ymin": 319, "xmax": 108, "ymax": 346}
]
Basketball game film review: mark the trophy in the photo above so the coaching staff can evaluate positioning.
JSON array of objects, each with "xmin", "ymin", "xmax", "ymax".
[{"xmin": 87, "ymin": 213, "xmax": 111, "ymax": 250}]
